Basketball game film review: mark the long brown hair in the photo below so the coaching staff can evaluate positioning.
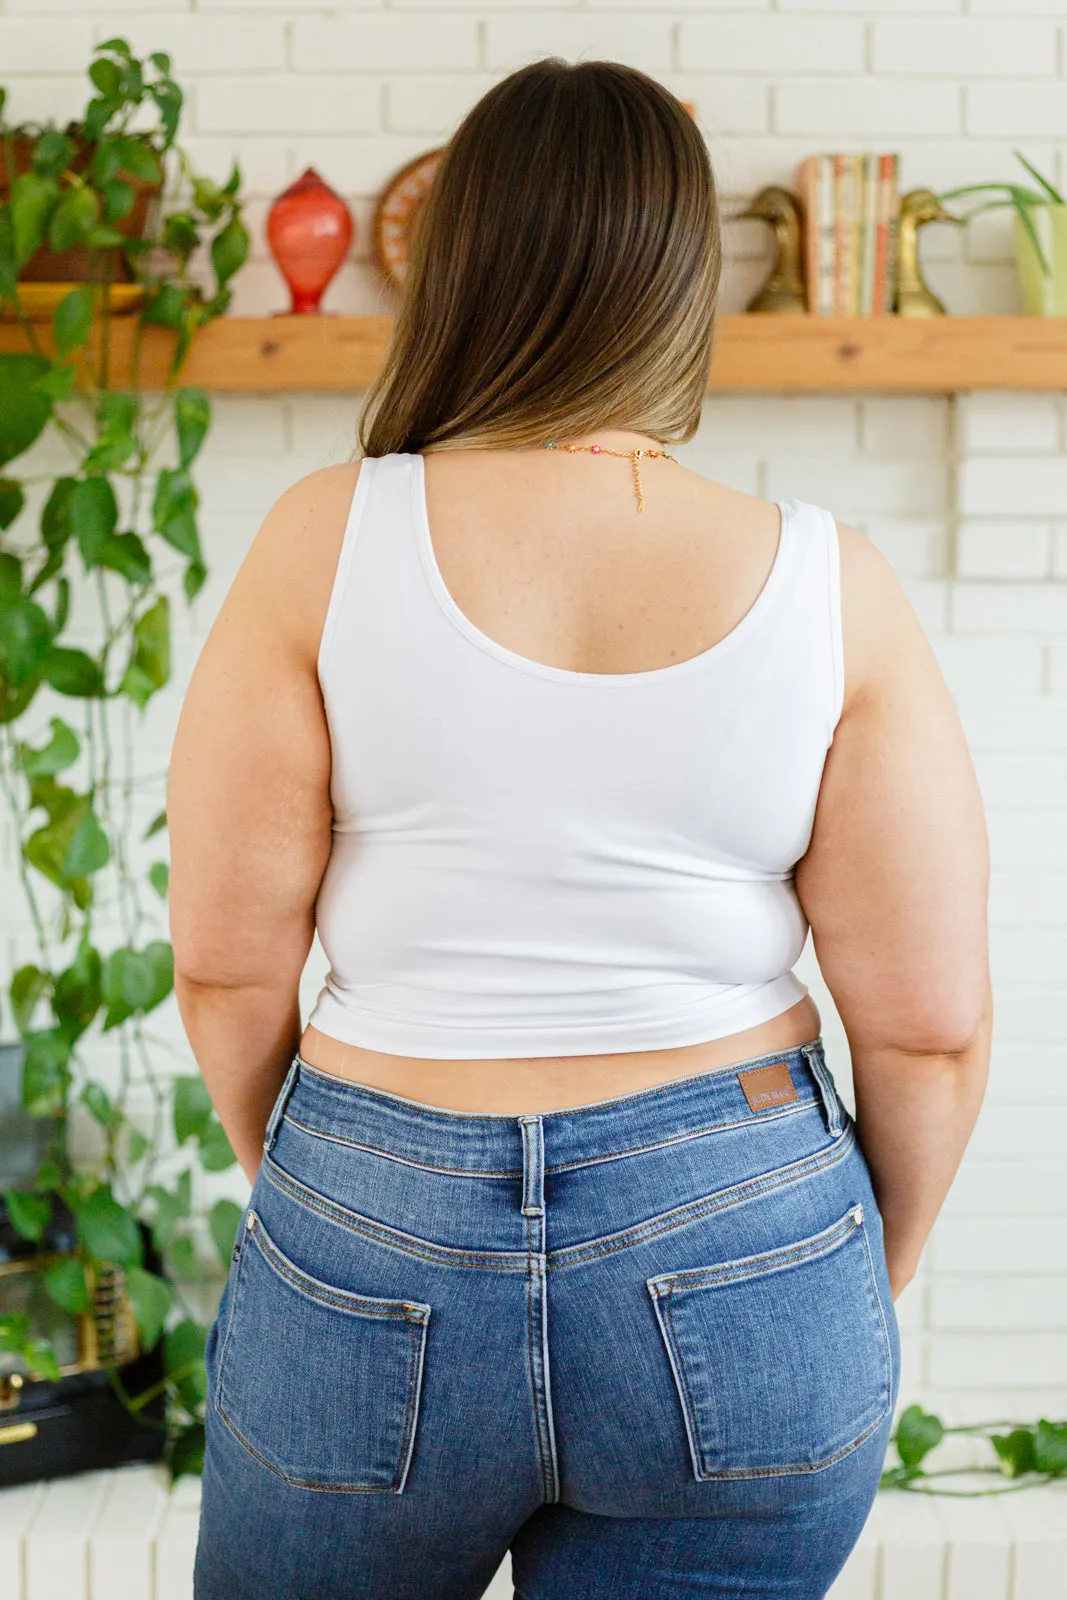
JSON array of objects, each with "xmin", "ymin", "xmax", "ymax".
[{"xmin": 359, "ymin": 60, "xmax": 721, "ymax": 457}]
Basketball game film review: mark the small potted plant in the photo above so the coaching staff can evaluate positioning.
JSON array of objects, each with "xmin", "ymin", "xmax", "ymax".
[{"xmin": 938, "ymin": 150, "xmax": 1067, "ymax": 316}]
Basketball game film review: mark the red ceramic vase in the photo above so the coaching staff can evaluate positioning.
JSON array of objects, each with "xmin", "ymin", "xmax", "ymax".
[{"xmin": 267, "ymin": 167, "xmax": 353, "ymax": 315}]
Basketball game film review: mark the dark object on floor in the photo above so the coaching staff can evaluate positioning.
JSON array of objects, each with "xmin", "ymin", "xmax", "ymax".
[{"xmin": 0, "ymin": 1040, "xmax": 166, "ymax": 1487}]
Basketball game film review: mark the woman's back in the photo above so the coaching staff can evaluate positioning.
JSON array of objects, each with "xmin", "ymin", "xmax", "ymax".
[
  {"xmin": 307, "ymin": 446, "xmax": 839, "ymax": 1063},
  {"xmin": 417, "ymin": 441, "xmax": 784, "ymax": 678},
  {"xmin": 169, "ymin": 433, "xmax": 986, "ymax": 1115}
]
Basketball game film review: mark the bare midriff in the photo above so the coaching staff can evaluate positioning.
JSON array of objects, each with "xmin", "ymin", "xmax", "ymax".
[{"xmin": 297, "ymin": 993, "xmax": 822, "ymax": 1114}]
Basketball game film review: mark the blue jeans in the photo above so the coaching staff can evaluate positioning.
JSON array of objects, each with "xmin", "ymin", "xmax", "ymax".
[{"xmin": 196, "ymin": 1037, "xmax": 900, "ymax": 1599}]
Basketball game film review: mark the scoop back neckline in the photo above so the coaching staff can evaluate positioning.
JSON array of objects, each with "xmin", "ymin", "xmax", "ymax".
[{"xmin": 409, "ymin": 451, "xmax": 793, "ymax": 688}]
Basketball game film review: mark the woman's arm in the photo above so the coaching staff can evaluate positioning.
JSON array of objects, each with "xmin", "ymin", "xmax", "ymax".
[
  {"xmin": 795, "ymin": 520, "xmax": 992, "ymax": 1300},
  {"xmin": 167, "ymin": 463, "xmax": 360, "ymax": 1182}
]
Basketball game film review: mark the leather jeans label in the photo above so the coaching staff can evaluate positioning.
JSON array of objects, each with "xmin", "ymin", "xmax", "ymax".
[{"xmin": 737, "ymin": 1059, "xmax": 798, "ymax": 1113}]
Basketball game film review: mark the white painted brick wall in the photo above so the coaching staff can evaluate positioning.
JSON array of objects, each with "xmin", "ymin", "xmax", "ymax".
[
  {"xmin": 4, "ymin": 2, "xmax": 1067, "ymax": 1446},
  {"xmin": 484, "ymin": 14, "xmax": 673, "ymax": 72},
  {"xmin": 678, "ymin": 17, "xmax": 865, "ymax": 74},
  {"xmin": 966, "ymin": 80, "xmax": 1067, "ymax": 139},
  {"xmin": 88, "ymin": 15, "xmax": 288, "ymax": 73},
  {"xmin": 959, "ymin": 394, "xmax": 1062, "ymax": 455},
  {"xmin": 292, "ymin": 15, "xmax": 480, "ymax": 72},
  {"xmin": 0, "ymin": 18, "xmax": 95, "ymax": 68},
  {"xmin": 775, "ymin": 79, "xmax": 961, "ymax": 137},
  {"xmin": 960, "ymin": 456, "xmax": 1067, "ymax": 517},
  {"xmin": 1052, "ymin": 525, "xmax": 1067, "ymax": 579},
  {"xmin": 194, "ymin": 76, "xmax": 381, "ymax": 136},
  {"xmin": 872, "ymin": 18, "xmax": 1057, "ymax": 77}
]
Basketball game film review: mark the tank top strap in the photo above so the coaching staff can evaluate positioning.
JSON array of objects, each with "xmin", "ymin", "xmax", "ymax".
[
  {"xmin": 783, "ymin": 497, "xmax": 844, "ymax": 740},
  {"xmin": 820, "ymin": 503, "xmax": 845, "ymax": 734},
  {"xmin": 317, "ymin": 453, "xmax": 425, "ymax": 682}
]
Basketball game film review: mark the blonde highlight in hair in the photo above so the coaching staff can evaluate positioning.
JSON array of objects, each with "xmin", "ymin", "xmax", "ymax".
[{"xmin": 359, "ymin": 59, "xmax": 721, "ymax": 457}]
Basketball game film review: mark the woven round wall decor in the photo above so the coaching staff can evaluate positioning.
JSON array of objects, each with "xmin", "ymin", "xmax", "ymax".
[{"xmin": 372, "ymin": 148, "xmax": 442, "ymax": 289}]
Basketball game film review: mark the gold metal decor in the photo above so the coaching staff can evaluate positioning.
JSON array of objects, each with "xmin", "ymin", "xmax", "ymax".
[
  {"xmin": 895, "ymin": 188, "xmax": 962, "ymax": 318},
  {"xmin": 0, "ymin": 1255, "xmax": 139, "ymax": 1391},
  {"xmin": 0, "ymin": 282, "xmax": 144, "ymax": 323},
  {"xmin": 738, "ymin": 187, "xmax": 808, "ymax": 315}
]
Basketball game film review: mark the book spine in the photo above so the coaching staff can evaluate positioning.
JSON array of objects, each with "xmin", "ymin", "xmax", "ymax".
[
  {"xmin": 845, "ymin": 155, "xmax": 855, "ymax": 315},
  {"xmin": 851, "ymin": 154, "xmax": 864, "ymax": 314},
  {"xmin": 872, "ymin": 154, "xmax": 890, "ymax": 315},
  {"xmin": 851, "ymin": 156, "xmax": 857, "ymax": 315},
  {"xmin": 818, "ymin": 154, "xmax": 835, "ymax": 314},
  {"xmin": 883, "ymin": 153, "xmax": 900, "ymax": 313},
  {"xmin": 847, "ymin": 154, "xmax": 860, "ymax": 315},
  {"xmin": 861, "ymin": 152, "xmax": 878, "ymax": 315},
  {"xmin": 833, "ymin": 153, "xmax": 847, "ymax": 315}
]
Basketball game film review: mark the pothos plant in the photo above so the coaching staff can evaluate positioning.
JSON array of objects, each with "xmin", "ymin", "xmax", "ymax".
[
  {"xmin": 0, "ymin": 38, "xmax": 249, "ymax": 1474},
  {"xmin": 882, "ymin": 1405, "xmax": 1067, "ymax": 1497}
]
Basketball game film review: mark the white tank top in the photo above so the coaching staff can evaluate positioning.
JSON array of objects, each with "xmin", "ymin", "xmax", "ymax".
[{"xmin": 307, "ymin": 452, "xmax": 844, "ymax": 1059}]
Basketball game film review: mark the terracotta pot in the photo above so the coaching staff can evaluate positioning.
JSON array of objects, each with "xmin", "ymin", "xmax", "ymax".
[
  {"xmin": 0, "ymin": 130, "xmax": 161, "ymax": 283},
  {"xmin": 267, "ymin": 167, "xmax": 353, "ymax": 315}
]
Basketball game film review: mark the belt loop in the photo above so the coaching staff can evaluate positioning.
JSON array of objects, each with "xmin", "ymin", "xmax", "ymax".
[
  {"xmin": 264, "ymin": 1057, "xmax": 300, "ymax": 1154},
  {"xmin": 518, "ymin": 1115, "xmax": 545, "ymax": 1217},
  {"xmin": 802, "ymin": 1041, "xmax": 843, "ymax": 1138}
]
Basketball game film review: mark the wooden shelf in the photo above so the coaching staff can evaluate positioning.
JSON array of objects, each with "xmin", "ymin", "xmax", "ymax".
[
  {"xmin": 710, "ymin": 314, "xmax": 1067, "ymax": 392},
  {"xmin": 2, "ymin": 312, "xmax": 1066, "ymax": 392}
]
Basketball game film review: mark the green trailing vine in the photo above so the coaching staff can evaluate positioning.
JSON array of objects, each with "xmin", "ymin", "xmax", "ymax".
[
  {"xmin": 0, "ymin": 37, "xmax": 249, "ymax": 1474},
  {"xmin": 882, "ymin": 1405, "xmax": 1067, "ymax": 1496}
]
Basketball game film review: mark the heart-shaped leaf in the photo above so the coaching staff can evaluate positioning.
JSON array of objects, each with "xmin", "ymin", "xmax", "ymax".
[
  {"xmin": 0, "ymin": 355, "xmax": 52, "ymax": 468},
  {"xmin": 9, "ymin": 965, "xmax": 48, "ymax": 1036},
  {"xmin": 44, "ymin": 1257, "xmax": 91, "ymax": 1314},
  {"xmin": 0, "ymin": 477, "xmax": 24, "ymax": 529},
  {"xmin": 173, "ymin": 1076, "xmax": 212, "ymax": 1145},
  {"xmin": 126, "ymin": 1265, "xmax": 172, "ymax": 1349},
  {"xmin": 20, "ymin": 1026, "xmax": 71, "ymax": 1116},
  {"xmin": 48, "ymin": 185, "xmax": 100, "ymax": 254},
  {"xmin": 992, "ymin": 1427, "xmax": 1037, "ymax": 1479},
  {"xmin": 198, "ymin": 1118, "xmax": 236, "ymax": 1172},
  {"xmin": 119, "ymin": 595, "xmax": 170, "ymax": 708},
  {"xmin": 53, "ymin": 287, "xmax": 95, "ymax": 357},
  {"xmin": 10, "ymin": 174, "xmax": 57, "ymax": 268},
  {"xmin": 894, "ymin": 1404, "xmax": 944, "ymax": 1470},
  {"xmin": 74, "ymin": 1186, "xmax": 143, "ymax": 1266},
  {"xmin": 174, "ymin": 388, "xmax": 210, "ymax": 468},
  {"xmin": 3, "ymin": 1189, "xmax": 51, "ymax": 1242},
  {"xmin": 42, "ymin": 648, "xmax": 105, "ymax": 698},
  {"xmin": 69, "ymin": 477, "xmax": 118, "ymax": 568}
]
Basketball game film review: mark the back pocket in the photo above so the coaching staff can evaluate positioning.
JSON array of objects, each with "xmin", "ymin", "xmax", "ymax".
[
  {"xmin": 647, "ymin": 1203, "xmax": 892, "ymax": 1480},
  {"xmin": 216, "ymin": 1211, "xmax": 430, "ymax": 1492}
]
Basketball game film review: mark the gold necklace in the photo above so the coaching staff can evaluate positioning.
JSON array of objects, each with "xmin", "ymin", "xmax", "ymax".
[{"xmin": 543, "ymin": 439, "xmax": 678, "ymax": 512}]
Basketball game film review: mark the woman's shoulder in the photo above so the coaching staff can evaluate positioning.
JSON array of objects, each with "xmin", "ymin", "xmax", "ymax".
[
  {"xmin": 834, "ymin": 514, "xmax": 938, "ymax": 718},
  {"xmin": 221, "ymin": 461, "xmax": 364, "ymax": 666},
  {"xmin": 267, "ymin": 460, "xmax": 364, "ymax": 537}
]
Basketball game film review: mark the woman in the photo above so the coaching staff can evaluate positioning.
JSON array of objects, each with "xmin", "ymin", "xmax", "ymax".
[{"xmin": 171, "ymin": 60, "xmax": 991, "ymax": 1600}]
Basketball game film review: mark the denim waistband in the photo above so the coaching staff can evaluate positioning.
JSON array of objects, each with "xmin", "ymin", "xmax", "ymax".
[{"xmin": 268, "ymin": 1036, "xmax": 840, "ymax": 1178}]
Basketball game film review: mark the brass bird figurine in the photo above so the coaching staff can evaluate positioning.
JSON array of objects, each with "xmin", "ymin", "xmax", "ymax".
[
  {"xmin": 738, "ymin": 186, "xmax": 808, "ymax": 315},
  {"xmin": 895, "ymin": 187, "xmax": 963, "ymax": 317}
]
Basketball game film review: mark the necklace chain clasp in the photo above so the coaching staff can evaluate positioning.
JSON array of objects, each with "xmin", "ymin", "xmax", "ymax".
[{"xmin": 542, "ymin": 439, "xmax": 677, "ymax": 513}]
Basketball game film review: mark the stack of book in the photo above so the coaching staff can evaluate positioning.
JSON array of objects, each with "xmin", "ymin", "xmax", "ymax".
[{"xmin": 795, "ymin": 153, "xmax": 900, "ymax": 316}]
